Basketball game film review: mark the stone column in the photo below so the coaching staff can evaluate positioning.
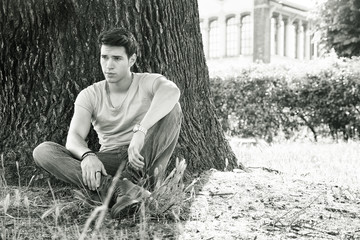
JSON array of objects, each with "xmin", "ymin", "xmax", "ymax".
[
  {"xmin": 297, "ymin": 20, "xmax": 304, "ymax": 60},
  {"xmin": 313, "ymin": 32, "xmax": 319, "ymax": 59},
  {"xmin": 253, "ymin": 0, "xmax": 271, "ymax": 63},
  {"xmin": 285, "ymin": 18, "xmax": 295, "ymax": 59},
  {"xmin": 304, "ymin": 23, "xmax": 311, "ymax": 60},
  {"xmin": 277, "ymin": 14, "xmax": 284, "ymax": 56},
  {"xmin": 271, "ymin": 17, "xmax": 276, "ymax": 55}
]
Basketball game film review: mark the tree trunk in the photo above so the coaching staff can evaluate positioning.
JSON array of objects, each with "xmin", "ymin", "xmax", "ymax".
[{"xmin": 0, "ymin": 0, "xmax": 243, "ymax": 184}]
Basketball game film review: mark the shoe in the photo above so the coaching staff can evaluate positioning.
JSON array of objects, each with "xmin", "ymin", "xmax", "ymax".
[
  {"xmin": 110, "ymin": 195, "xmax": 142, "ymax": 219},
  {"xmin": 76, "ymin": 175, "xmax": 150, "ymax": 218},
  {"xmin": 110, "ymin": 179, "xmax": 151, "ymax": 219},
  {"xmin": 97, "ymin": 176, "xmax": 140, "ymax": 208}
]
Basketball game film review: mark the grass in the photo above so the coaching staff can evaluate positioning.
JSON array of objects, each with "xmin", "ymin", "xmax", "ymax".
[
  {"xmin": 1, "ymin": 139, "xmax": 360, "ymax": 239},
  {"xmin": 229, "ymin": 137, "xmax": 360, "ymax": 189},
  {"xmin": 0, "ymin": 155, "xmax": 191, "ymax": 239}
]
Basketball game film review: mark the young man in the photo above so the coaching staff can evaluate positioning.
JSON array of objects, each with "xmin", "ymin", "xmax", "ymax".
[{"xmin": 33, "ymin": 28, "xmax": 182, "ymax": 218}]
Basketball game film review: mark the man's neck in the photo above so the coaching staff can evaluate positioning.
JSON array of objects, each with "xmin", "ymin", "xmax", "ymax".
[{"xmin": 107, "ymin": 72, "xmax": 133, "ymax": 94}]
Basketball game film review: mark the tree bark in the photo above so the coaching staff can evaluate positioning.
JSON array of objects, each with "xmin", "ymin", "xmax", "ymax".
[{"xmin": 0, "ymin": 0, "xmax": 243, "ymax": 183}]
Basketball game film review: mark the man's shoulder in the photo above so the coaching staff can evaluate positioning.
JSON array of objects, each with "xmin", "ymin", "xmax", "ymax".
[
  {"xmin": 82, "ymin": 80, "xmax": 106, "ymax": 93},
  {"xmin": 135, "ymin": 73, "xmax": 164, "ymax": 95},
  {"xmin": 136, "ymin": 72, "xmax": 163, "ymax": 81}
]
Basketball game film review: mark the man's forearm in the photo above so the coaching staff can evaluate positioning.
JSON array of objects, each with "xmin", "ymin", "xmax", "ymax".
[{"xmin": 65, "ymin": 132, "xmax": 92, "ymax": 159}]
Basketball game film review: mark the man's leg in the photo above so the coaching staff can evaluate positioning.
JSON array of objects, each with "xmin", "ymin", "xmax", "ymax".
[
  {"xmin": 110, "ymin": 103, "xmax": 182, "ymax": 218},
  {"xmin": 33, "ymin": 141, "xmax": 84, "ymax": 187},
  {"xmin": 33, "ymin": 142, "xmax": 128, "ymax": 203},
  {"xmin": 120, "ymin": 102, "xmax": 183, "ymax": 189},
  {"xmin": 96, "ymin": 146, "xmax": 128, "ymax": 176}
]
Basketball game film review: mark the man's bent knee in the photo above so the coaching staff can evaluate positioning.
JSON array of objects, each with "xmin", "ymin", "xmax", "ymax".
[{"xmin": 33, "ymin": 141, "xmax": 55, "ymax": 167}]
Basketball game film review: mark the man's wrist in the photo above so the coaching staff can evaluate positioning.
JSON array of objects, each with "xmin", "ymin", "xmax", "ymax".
[
  {"xmin": 81, "ymin": 151, "xmax": 96, "ymax": 160},
  {"xmin": 133, "ymin": 124, "xmax": 147, "ymax": 135}
]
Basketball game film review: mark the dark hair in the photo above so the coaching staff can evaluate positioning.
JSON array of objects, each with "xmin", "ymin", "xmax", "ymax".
[{"xmin": 98, "ymin": 28, "xmax": 138, "ymax": 57}]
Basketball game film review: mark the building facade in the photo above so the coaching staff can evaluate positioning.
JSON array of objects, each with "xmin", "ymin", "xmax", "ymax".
[{"xmin": 199, "ymin": 0, "xmax": 319, "ymax": 65}]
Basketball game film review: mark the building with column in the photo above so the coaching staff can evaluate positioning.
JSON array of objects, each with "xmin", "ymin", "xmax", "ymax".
[{"xmin": 199, "ymin": 0, "xmax": 319, "ymax": 65}]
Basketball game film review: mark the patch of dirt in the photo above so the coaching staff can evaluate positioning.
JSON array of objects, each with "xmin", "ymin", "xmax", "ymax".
[{"xmin": 180, "ymin": 168, "xmax": 360, "ymax": 240}]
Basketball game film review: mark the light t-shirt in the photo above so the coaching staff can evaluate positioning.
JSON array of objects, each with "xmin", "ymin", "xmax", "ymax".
[{"xmin": 74, "ymin": 72, "xmax": 162, "ymax": 152}]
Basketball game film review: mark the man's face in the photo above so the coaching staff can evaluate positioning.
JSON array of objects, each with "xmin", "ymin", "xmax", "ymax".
[{"xmin": 100, "ymin": 45, "xmax": 135, "ymax": 83}]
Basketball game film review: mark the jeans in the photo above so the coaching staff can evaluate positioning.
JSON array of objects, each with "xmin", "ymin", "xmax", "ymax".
[{"xmin": 33, "ymin": 103, "xmax": 182, "ymax": 192}]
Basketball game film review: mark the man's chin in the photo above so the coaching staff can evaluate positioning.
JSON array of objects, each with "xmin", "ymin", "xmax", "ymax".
[{"xmin": 106, "ymin": 78, "xmax": 120, "ymax": 83}]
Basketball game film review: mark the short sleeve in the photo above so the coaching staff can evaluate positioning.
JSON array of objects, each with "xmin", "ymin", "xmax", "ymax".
[
  {"xmin": 140, "ymin": 73, "xmax": 163, "ymax": 98},
  {"xmin": 74, "ymin": 87, "xmax": 95, "ymax": 114}
]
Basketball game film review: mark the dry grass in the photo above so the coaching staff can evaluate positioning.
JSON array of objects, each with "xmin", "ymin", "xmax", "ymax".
[
  {"xmin": 181, "ymin": 138, "xmax": 360, "ymax": 239},
  {"xmin": 1, "ymin": 140, "xmax": 360, "ymax": 239},
  {"xmin": 0, "ymin": 157, "xmax": 191, "ymax": 239}
]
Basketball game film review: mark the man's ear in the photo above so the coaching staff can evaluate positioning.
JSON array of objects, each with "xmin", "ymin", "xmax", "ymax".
[{"xmin": 129, "ymin": 54, "xmax": 137, "ymax": 67}]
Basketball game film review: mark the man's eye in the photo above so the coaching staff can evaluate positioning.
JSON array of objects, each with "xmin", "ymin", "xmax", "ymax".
[
  {"xmin": 114, "ymin": 57, "xmax": 121, "ymax": 61},
  {"xmin": 101, "ymin": 56, "xmax": 108, "ymax": 59}
]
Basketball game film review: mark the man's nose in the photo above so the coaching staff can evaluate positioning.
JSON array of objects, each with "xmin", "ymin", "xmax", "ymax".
[{"xmin": 106, "ymin": 59, "xmax": 115, "ymax": 69}]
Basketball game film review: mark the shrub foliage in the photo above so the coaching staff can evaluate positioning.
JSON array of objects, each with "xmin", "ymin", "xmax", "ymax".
[{"xmin": 210, "ymin": 57, "xmax": 360, "ymax": 142}]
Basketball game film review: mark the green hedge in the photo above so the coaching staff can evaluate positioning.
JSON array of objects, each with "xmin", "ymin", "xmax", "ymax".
[{"xmin": 210, "ymin": 57, "xmax": 360, "ymax": 142}]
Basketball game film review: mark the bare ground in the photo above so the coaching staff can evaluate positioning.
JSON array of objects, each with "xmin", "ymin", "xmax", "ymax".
[
  {"xmin": 1, "ymin": 167, "xmax": 360, "ymax": 239},
  {"xmin": 181, "ymin": 168, "xmax": 360, "ymax": 240}
]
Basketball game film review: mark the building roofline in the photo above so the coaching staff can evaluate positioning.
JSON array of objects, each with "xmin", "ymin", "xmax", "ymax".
[{"xmin": 270, "ymin": 0, "xmax": 310, "ymax": 12}]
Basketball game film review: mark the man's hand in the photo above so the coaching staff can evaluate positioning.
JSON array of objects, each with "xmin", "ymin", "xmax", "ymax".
[
  {"xmin": 81, "ymin": 154, "xmax": 107, "ymax": 191},
  {"xmin": 128, "ymin": 132, "xmax": 146, "ymax": 170}
]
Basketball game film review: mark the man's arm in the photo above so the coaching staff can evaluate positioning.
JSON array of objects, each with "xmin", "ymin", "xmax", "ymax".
[
  {"xmin": 66, "ymin": 106, "xmax": 92, "ymax": 158},
  {"xmin": 66, "ymin": 105, "xmax": 107, "ymax": 190},
  {"xmin": 140, "ymin": 77, "xmax": 181, "ymax": 130},
  {"xmin": 128, "ymin": 77, "xmax": 180, "ymax": 169}
]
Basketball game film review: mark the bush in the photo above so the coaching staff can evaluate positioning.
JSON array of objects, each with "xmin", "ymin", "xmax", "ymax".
[{"xmin": 210, "ymin": 57, "xmax": 360, "ymax": 142}]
